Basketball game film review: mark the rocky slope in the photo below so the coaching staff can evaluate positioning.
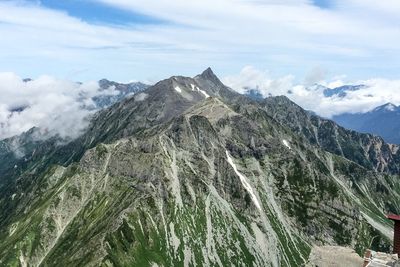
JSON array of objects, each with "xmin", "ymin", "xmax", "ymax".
[
  {"xmin": 0, "ymin": 69, "xmax": 399, "ymax": 266},
  {"xmin": 262, "ymin": 96, "xmax": 400, "ymax": 173}
]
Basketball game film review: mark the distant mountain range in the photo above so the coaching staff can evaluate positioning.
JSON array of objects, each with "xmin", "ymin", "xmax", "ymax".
[
  {"xmin": 333, "ymin": 103, "xmax": 400, "ymax": 144},
  {"xmin": 322, "ymin": 84, "xmax": 366, "ymax": 98},
  {"xmin": 245, "ymin": 84, "xmax": 366, "ymax": 99},
  {"xmin": 92, "ymin": 79, "xmax": 149, "ymax": 108},
  {"xmin": 12, "ymin": 79, "xmax": 149, "ymax": 114}
]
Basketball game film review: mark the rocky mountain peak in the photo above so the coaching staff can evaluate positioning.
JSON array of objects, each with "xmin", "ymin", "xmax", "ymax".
[
  {"xmin": 373, "ymin": 102, "xmax": 398, "ymax": 112},
  {"xmin": 200, "ymin": 67, "xmax": 217, "ymax": 79},
  {"xmin": 196, "ymin": 67, "xmax": 224, "ymax": 87},
  {"xmin": 2, "ymin": 69, "xmax": 400, "ymax": 266}
]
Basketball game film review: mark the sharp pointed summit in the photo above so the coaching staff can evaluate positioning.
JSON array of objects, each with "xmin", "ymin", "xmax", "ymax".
[
  {"xmin": 194, "ymin": 67, "xmax": 240, "ymax": 100},
  {"xmin": 200, "ymin": 67, "xmax": 216, "ymax": 78},
  {"xmin": 197, "ymin": 67, "xmax": 223, "ymax": 85}
]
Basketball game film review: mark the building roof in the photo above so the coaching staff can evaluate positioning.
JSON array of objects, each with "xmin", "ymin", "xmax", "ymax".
[{"xmin": 387, "ymin": 214, "xmax": 400, "ymax": 221}]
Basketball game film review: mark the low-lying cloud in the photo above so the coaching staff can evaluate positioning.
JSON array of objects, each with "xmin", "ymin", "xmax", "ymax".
[
  {"xmin": 223, "ymin": 66, "xmax": 295, "ymax": 96},
  {"xmin": 0, "ymin": 72, "xmax": 118, "ymax": 141},
  {"xmin": 3, "ymin": 67, "xmax": 400, "ymax": 142},
  {"xmin": 223, "ymin": 66, "xmax": 400, "ymax": 118}
]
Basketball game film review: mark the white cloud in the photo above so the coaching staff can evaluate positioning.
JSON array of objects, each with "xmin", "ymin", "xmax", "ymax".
[
  {"xmin": 304, "ymin": 66, "xmax": 327, "ymax": 86},
  {"xmin": 0, "ymin": 72, "xmax": 110, "ymax": 140},
  {"xmin": 222, "ymin": 66, "xmax": 294, "ymax": 96},
  {"xmin": 302, "ymin": 79, "xmax": 400, "ymax": 117},
  {"xmin": 224, "ymin": 66, "xmax": 400, "ymax": 118},
  {"xmin": 0, "ymin": 0, "xmax": 400, "ymax": 81}
]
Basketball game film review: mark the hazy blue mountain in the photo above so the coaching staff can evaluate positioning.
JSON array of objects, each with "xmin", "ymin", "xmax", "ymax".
[
  {"xmin": 242, "ymin": 84, "xmax": 366, "ymax": 102},
  {"xmin": 333, "ymin": 103, "xmax": 400, "ymax": 144},
  {"xmin": 323, "ymin": 84, "xmax": 366, "ymax": 98}
]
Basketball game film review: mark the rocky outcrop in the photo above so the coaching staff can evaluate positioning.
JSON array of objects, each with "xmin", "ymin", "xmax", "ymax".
[{"xmin": 262, "ymin": 95, "xmax": 400, "ymax": 173}]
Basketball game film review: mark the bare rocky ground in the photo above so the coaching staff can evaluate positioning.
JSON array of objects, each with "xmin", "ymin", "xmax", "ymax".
[
  {"xmin": 306, "ymin": 246, "xmax": 363, "ymax": 267},
  {"xmin": 307, "ymin": 246, "xmax": 400, "ymax": 267}
]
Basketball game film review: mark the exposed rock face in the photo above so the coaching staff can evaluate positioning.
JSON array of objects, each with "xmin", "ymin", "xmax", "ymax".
[
  {"xmin": 262, "ymin": 96, "xmax": 400, "ymax": 173},
  {"xmin": 0, "ymin": 69, "xmax": 399, "ymax": 266}
]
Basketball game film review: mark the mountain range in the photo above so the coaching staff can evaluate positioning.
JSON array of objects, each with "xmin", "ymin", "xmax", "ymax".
[
  {"xmin": 245, "ymin": 83, "xmax": 400, "ymax": 145},
  {"xmin": 322, "ymin": 84, "xmax": 366, "ymax": 98},
  {"xmin": 333, "ymin": 103, "xmax": 400, "ymax": 144},
  {"xmin": 93, "ymin": 79, "xmax": 149, "ymax": 109},
  {"xmin": 0, "ymin": 69, "xmax": 399, "ymax": 266}
]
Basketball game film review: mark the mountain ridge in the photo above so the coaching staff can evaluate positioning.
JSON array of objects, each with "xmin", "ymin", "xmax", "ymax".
[{"xmin": 0, "ymin": 69, "xmax": 399, "ymax": 266}]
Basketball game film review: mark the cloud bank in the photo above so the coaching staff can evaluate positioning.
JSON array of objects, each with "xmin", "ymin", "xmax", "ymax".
[
  {"xmin": 223, "ymin": 66, "xmax": 400, "ymax": 118},
  {"xmin": 0, "ymin": 73, "xmax": 118, "ymax": 140}
]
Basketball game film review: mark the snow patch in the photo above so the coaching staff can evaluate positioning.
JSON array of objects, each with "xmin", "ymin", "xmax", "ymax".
[
  {"xmin": 198, "ymin": 87, "xmax": 210, "ymax": 98},
  {"xmin": 282, "ymin": 139, "xmax": 291, "ymax": 149},
  {"xmin": 174, "ymin": 86, "xmax": 182, "ymax": 93},
  {"xmin": 11, "ymin": 193, "xmax": 16, "ymax": 200},
  {"xmin": 190, "ymin": 83, "xmax": 210, "ymax": 98},
  {"xmin": 225, "ymin": 150, "xmax": 261, "ymax": 210},
  {"xmin": 385, "ymin": 103, "xmax": 396, "ymax": 111}
]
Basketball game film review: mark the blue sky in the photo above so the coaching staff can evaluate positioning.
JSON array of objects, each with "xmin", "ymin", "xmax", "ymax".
[
  {"xmin": 1, "ymin": 0, "xmax": 400, "ymax": 83},
  {"xmin": 312, "ymin": 0, "xmax": 331, "ymax": 9},
  {"xmin": 35, "ymin": 0, "xmax": 163, "ymax": 26}
]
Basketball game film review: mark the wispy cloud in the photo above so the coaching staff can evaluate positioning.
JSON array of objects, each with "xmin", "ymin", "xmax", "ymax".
[{"xmin": 0, "ymin": 0, "xmax": 400, "ymax": 80}]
